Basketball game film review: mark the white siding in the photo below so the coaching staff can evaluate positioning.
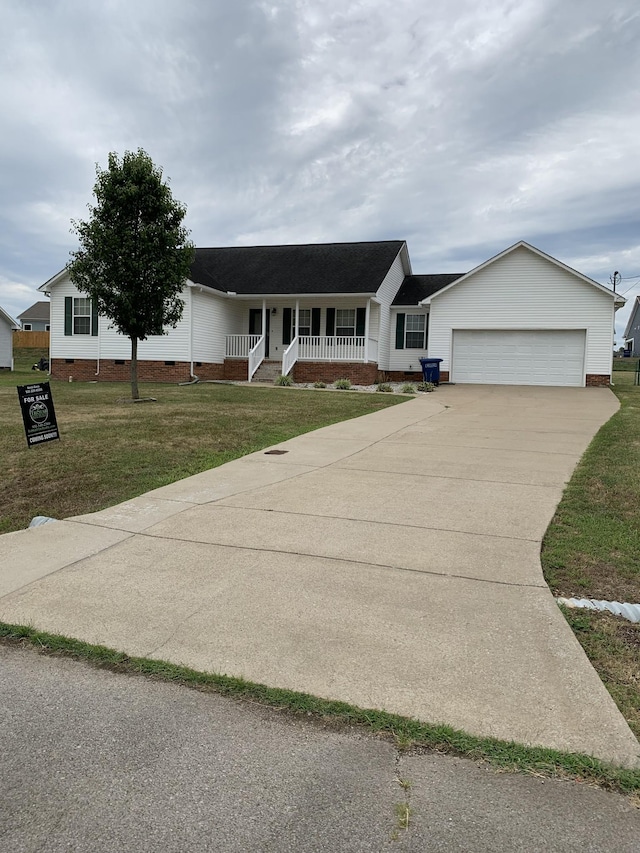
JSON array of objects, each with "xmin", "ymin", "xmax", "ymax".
[
  {"xmin": 389, "ymin": 307, "xmax": 429, "ymax": 371},
  {"xmin": 428, "ymin": 247, "xmax": 614, "ymax": 379},
  {"xmin": 49, "ymin": 273, "xmax": 191, "ymax": 363},
  {"xmin": 192, "ymin": 289, "xmax": 241, "ymax": 364},
  {"xmin": 375, "ymin": 249, "xmax": 408, "ymax": 371},
  {"xmin": 49, "ymin": 274, "xmax": 100, "ymax": 360},
  {"xmin": 0, "ymin": 317, "xmax": 13, "ymax": 368}
]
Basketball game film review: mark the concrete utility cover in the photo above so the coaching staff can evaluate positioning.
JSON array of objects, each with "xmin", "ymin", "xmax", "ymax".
[{"xmin": 0, "ymin": 385, "xmax": 638, "ymax": 767}]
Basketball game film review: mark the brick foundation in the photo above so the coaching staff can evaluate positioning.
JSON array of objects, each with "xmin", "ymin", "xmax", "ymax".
[
  {"xmin": 439, "ymin": 371, "xmax": 450, "ymax": 382},
  {"xmin": 50, "ymin": 358, "xmax": 223, "ymax": 383},
  {"xmin": 292, "ymin": 361, "xmax": 379, "ymax": 384},
  {"xmin": 223, "ymin": 359, "xmax": 249, "ymax": 380},
  {"xmin": 193, "ymin": 362, "xmax": 225, "ymax": 381},
  {"xmin": 585, "ymin": 374, "xmax": 611, "ymax": 387},
  {"xmin": 379, "ymin": 370, "xmax": 424, "ymax": 382}
]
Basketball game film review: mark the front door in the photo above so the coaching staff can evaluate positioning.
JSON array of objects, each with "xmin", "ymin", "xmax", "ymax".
[{"xmin": 249, "ymin": 309, "xmax": 270, "ymax": 358}]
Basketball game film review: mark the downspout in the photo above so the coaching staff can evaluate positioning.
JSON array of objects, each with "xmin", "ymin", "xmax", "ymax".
[
  {"xmin": 95, "ymin": 313, "xmax": 100, "ymax": 375},
  {"xmin": 189, "ymin": 286, "xmax": 196, "ymax": 380},
  {"xmin": 179, "ymin": 287, "xmax": 200, "ymax": 385}
]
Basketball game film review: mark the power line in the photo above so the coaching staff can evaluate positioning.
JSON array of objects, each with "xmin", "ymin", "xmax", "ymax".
[{"xmin": 620, "ymin": 283, "xmax": 640, "ymax": 296}]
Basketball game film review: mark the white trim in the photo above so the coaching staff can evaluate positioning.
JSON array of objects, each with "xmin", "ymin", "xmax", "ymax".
[
  {"xmin": 420, "ymin": 242, "xmax": 624, "ymax": 305},
  {"xmin": 38, "ymin": 267, "xmax": 68, "ymax": 292}
]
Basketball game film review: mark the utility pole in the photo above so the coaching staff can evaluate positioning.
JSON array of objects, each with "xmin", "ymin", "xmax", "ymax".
[{"xmin": 610, "ymin": 271, "xmax": 621, "ymax": 292}]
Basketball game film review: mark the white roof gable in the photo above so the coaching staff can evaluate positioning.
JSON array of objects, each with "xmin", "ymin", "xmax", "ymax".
[
  {"xmin": 0, "ymin": 305, "xmax": 19, "ymax": 329},
  {"xmin": 421, "ymin": 241, "xmax": 625, "ymax": 306}
]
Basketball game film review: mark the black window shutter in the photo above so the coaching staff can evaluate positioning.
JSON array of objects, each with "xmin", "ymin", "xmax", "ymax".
[
  {"xmin": 64, "ymin": 297, "xmax": 72, "ymax": 336},
  {"xmin": 283, "ymin": 308, "xmax": 292, "ymax": 344},
  {"xmin": 326, "ymin": 308, "xmax": 335, "ymax": 336},
  {"xmin": 395, "ymin": 313, "xmax": 405, "ymax": 349},
  {"xmin": 91, "ymin": 300, "xmax": 98, "ymax": 336},
  {"xmin": 311, "ymin": 308, "xmax": 321, "ymax": 336},
  {"xmin": 356, "ymin": 307, "xmax": 366, "ymax": 336}
]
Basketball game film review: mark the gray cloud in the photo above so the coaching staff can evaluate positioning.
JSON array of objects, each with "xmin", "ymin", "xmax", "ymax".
[{"xmin": 1, "ymin": 0, "xmax": 639, "ymax": 340}]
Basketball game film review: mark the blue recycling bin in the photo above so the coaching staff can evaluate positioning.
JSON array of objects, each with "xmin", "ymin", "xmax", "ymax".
[{"xmin": 419, "ymin": 358, "xmax": 443, "ymax": 385}]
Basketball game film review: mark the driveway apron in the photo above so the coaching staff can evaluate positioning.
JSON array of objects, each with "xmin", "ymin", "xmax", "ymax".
[{"xmin": 1, "ymin": 384, "xmax": 638, "ymax": 767}]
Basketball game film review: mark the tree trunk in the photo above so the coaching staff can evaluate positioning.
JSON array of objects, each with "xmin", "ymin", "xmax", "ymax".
[{"xmin": 130, "ymin": 336, "xmax": 139, "ymax": 400}]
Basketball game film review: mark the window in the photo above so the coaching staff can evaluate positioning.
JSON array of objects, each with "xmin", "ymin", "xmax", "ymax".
[
  {"xmin": 73, "ymin": 297, "xmax": 91, "ymax": 335},
  {"xmin": 336, "ymin": 309, "xmax": 355, "ymax": 336},
  {"xmin": 291, "ymin": 309, "xmax": 311, "ymax": 337},
  {"xmin": 23, "ymin": 323, "xmax": 32, "ymax": 331},
  {"xmin": 405, "ymin": 314, "xmax": 426, "ymax": 348}
]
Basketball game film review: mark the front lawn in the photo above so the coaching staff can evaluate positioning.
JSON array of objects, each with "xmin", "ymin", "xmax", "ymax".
[
  {"xmin": 0, "ymin": 356, "xmax": 405, "ymax": 534},
  {"xmin": 542, "ymin": 369, "xmax": 640, "ymax": 739}
]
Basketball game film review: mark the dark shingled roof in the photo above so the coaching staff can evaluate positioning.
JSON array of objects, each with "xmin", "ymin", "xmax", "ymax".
[
  {"xmin": 392, "ymin": 274, "xmax": 465, "ymax": 305},
  {"xmin": 17, "ymin": 300, "xmax": 50, "ymax": 321},
  {"xmin": 189, "ymin": 241, "xmax": 405, "ymax": 295}
]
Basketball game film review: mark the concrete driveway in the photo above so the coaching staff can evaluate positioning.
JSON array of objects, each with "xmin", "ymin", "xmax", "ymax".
[{"xmin": 1, "ymin": 384, "xmax": 638, "ymax": 766}]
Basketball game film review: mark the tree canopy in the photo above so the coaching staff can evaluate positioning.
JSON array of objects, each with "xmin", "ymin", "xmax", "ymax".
[{"xmin": 68, "ymin": 149, "xmax": 194, "ymax": 398}]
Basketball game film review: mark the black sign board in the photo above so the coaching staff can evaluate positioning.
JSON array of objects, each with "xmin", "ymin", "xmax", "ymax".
[{"xmin": 17, "ymin": 382, "xmax": 60, "ymax": 447}]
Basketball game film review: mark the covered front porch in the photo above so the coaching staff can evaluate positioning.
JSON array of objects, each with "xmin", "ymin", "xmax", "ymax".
[{"xmin": 224, "ymin": 299, "xmax": 380, "ymax": 381}]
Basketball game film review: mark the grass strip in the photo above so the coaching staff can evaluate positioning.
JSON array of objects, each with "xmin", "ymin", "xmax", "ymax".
[
  {"xmin": 541, "ymin": 371, "xmax": 640, "ymax": 742},
  {"xmin": 2, "ymin": 620, "xmax": 639, "ymax": 796}
]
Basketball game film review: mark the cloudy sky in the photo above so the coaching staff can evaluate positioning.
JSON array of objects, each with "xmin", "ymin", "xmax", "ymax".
[{"xmin": 2, "ymin": 0, "xmax": 639, "ymax": 342}]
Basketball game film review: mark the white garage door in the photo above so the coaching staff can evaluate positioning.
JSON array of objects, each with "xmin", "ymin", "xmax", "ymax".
[{"xmin": 452, "ymin": 330, "xmax": 586, "ymax": 386}]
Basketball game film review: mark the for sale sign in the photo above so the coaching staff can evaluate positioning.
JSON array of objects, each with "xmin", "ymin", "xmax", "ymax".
[{"xmin": 17, "ymin": 382, "xmax": 60, "ymax": 447}]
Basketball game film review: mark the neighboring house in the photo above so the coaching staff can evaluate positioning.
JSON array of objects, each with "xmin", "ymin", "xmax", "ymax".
[
  {"xmin": 17, "ymin": 301, "xmax": 50, "ymax": 331},
  {"xmin": 623, "ymin": 296, "xmax": 640, "ymax": 357},
  {"xmin": 0, "ymin": 305, "xmax": 19, "ymax": 369},
  {"xmin": 39, "ymin": 240, "xmax": 624, "ymax": 388}
]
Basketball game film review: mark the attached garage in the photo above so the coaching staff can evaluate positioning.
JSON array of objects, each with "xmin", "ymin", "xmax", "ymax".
[
  {"xmin": 424, "ymin": 242, "xmax": 622, "ymax": 388},
  {"xmin": 451, "ymin": 329, "xmax": 586, "ymax": 386}
]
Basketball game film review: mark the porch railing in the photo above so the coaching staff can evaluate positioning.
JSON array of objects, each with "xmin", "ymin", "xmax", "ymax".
[
  {"xmin": 282, "ymin": 336, "xmax": 299, "ymax": 376},
  {"xmin": 248, "ymin": 335, "xmax": 265, "ymax": 381},
  {"xmin": 226, "ymin": 334, "xmax": 261, "ymax": 358},
  {"xmin": 298, "ymin": 336, "xmax": 365, "ymax": 361}
]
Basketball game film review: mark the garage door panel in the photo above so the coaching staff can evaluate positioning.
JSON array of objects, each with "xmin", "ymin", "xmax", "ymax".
[{"xmin": 452, "ymin": 330, "xmax": 585, "ymax": 387}]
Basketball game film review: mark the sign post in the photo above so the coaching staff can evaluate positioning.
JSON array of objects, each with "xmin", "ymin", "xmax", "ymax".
[{"xmin": 16, "ymin": 382, "xmax": 60, "ymax": 447}]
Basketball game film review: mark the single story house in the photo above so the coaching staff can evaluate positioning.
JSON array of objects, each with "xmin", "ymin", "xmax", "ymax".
[
  {"xmin": 623, "ymin": 296, "xmax": 640, "ymax": 357},
  {"xmin": 39, "ymin": 240, "xmax": 623, "ymax": 387},
  {"xmin": 0, "ymin": 305, "xmax": 19, "ymax": 369},
  {"xmin": 17, "ymin": 301, "xmax": 50, "ymax": 331}
]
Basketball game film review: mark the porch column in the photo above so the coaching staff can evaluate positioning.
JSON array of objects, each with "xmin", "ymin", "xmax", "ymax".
[
  {"xmin": 295, "ymin": 299, "xmax": 299, "ymax": 338},
  {"xmin": 261, "ymin": 299, "xmax": 266, "ymax": 339},
  {"xmin": 364, "ymin": 299, "xmax": 370, "ymax": 362}
]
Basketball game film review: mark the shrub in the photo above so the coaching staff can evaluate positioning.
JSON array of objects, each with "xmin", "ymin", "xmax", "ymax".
[
  {"xmin": 274, "ymin": 374, "xmax": 293, "ymax": 386},
  {"xmin": 334, "ymin": 378, "xmax": 352, "ymax": 390},
  {"xmin": 377, "ymin": 382, "xmax": 394, "ymax": 393},
  {"xmin": 400, "ymin": 383, "xmax": 415, "ymax": 394},
  {"xmin": 313, "ymin": 381, "xmax": 327, "ymax": 389},
  {"xmin": 416, "ymin": 381, "xmax": 435, "ymax": 392}
]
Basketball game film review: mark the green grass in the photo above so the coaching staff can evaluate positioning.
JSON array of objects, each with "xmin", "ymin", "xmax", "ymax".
[
  {"xmin": 542, "ymin": 371, "xmax": 640, "ymax": 603},
  {"xmin": 2, "ymin": 621, "xmax": 639, "ymax": 796},
  {"xmin": 612, "ymin": 357, "xmax": 639, "ymax": 372},
  {"xmin": 542, "ymin": 369, "xmax": 640, "ymax": 740},
  {"xmin": 0, "ymin": 355, "xmax": 404, "ymax": 533}
]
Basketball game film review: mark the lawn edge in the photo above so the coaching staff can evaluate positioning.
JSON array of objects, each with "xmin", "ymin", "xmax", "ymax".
[{"xmin": 2, "ymin": 620, "xmax": 639, "ymax": 795}]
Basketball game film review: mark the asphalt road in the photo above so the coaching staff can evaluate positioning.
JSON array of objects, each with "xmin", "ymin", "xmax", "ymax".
[{"xmin": 1, "ymin": 643, "xmax": 639, "ymax": 852}]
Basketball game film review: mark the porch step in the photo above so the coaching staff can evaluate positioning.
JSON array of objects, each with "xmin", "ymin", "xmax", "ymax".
[{"xmin": 252, "ymin": 360, "xmax": 283, "ymax": 383}]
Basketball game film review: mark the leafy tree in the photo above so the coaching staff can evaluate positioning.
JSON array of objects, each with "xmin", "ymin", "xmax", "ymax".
[{"xmin": 68, "ymin": 149, "xmax": 194, "ymax": 399}]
